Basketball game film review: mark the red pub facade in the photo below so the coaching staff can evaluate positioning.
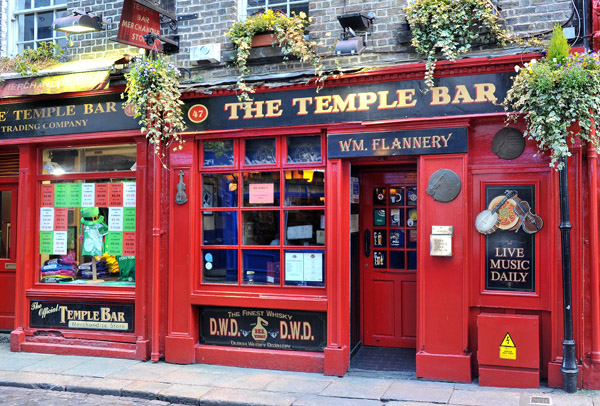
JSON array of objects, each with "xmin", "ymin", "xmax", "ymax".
[{"xmin": 2, "ymin": 53, "xmax": 600, "ymax": 390}]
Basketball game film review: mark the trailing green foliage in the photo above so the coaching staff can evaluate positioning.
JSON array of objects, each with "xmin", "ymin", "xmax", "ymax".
[
  {"xmin": 226, "ymin": 9, "xmax": 324, "ymax": 102},
  {"xmin": 0, "ymin": 42, "xmax": 64, "ymax": 76},
  {"xmin": 405, "ymin": 0, "xmax": 513, "ymax": 88},
  {"xmin": 504, "ymin": 33, "xmax": 600, "ymax": 169},
  {"xmin": 122, "ymin": 54, "xmax": 185, "ymax": 167}
]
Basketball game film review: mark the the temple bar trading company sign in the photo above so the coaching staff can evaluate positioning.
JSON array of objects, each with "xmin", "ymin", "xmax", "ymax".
[
  {"xmin": 200, "ymin": 307, "xmax": 327, "ymax": 352},
  {"xmin": 0, "ymin": 72, "xmax": 512, "ymax": 139},
  {"xmin": 30, "ymin": 300, "xmax": 134, "ymax": 332},
  {"xmin": 327, "ymin": 127, "xmax": 467, "ymax": 158}
]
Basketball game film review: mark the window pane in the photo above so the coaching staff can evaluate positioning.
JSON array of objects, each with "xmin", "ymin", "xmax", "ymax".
[
  {"xmin": 203, "ymin": 212, "xmax": 238, "ymax": 245},
  {"xmin": 285, "ymin": 210, "xmax": 324, "ymax": 246},
  {"xmin": 39, "ymin": 180, "xmax": 136, "ymax": 285},
  {"xmin": 0, "ymin": 191, "xmax": 11, "ymax": 259},
  {"xmin": 287, "ymin": 135, "xmax": 321, "ymax": 163},
  {"xmin": 290, "ymin": 3, "xmax": 309, "ymax": 15},
  {"xmin": 389, "ymin": 230, "xmax": 404, "ymax": 248},
  {"xmin": 18, "ymin": 0, "xmax": 33, "ymax": 10},
  {"xmin": 243, "ymin": 171, "xmax": 280, "ymax": 206},
  {"xmin": 245, "ymin": 138, "xmax": 276, "ymax": 165},
  {"xmin": 55, "ymin": 0, "xmax": 67, "ymax": 4},
  {"xmin": 21, "ymin": 14, "xmax": 35, "ymax": 42},
  {"xmin": 284, "ymin": 170, "xmax": 324, "ymax": 206},
  {"xmin": 42, "ymin": 145, "xmax": 137, "ymax": 174},
  {"xmin": 243, "ymin": 249, "xmax": 280, "ymax": 285},
  {"xmin": 35, "ymin": 0, "xmax": 51, "ymax": 7},
  {"xmin": 204, "ymin": 140, "xmax": 234, "ymax": 167},
  {"xmin": 389, "ymin": 251, "xmax": 405, "ymax": 270},
  {"xmin": 284, "ymin": 250, "xmax": 324, "ymax": 286},
  {"xmin": 203, "ymin": 249, "xmax": 238, "ymax": 284},
  {"xmin": 37, "ymin": 11, "xmax": 53, "ymax": 40},
  {"xmin": 243, "ymin": 211, "xmax": 279, "ymax": 245},
  {"xmin": 408, "ymin": 251, "xmax": 417, "ymax": 270},
  {"xmin": 203, "ymin": 174, "xmax": 238, "ymax": 208}
]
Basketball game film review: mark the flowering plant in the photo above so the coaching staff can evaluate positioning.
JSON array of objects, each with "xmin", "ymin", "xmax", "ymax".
[
  {"xmin": 405, "ymin": 0, "xmax": 511, "ymax": 88},
  {"xmin": 122, "ymin": 54, "xmax": 185, "ymax": 165},
  {"xmin": 226, "ymin": 9, "xmax": 324, "ymax": 101},
  {"xmin": 504, "ymin": 25, "xmax": 600, "ymax": 169}
]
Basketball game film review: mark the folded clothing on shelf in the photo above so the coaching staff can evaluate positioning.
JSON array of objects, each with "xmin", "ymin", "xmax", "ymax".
[
  {"xmin": 40, "ymin": 274, "xmax": 74, "ymax": 283},
  {"xmin": 78, "ymin": 260, "xmax": 109, "ymax": 279}
]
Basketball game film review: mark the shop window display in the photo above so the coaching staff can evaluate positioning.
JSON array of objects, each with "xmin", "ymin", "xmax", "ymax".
[
  {"xmin": 200, "ymin": 136, "xmax": 325, "ymax": 287},
  {"xmin": 38, "ymin": 145, "xmax": 137, "ymax": 285}
]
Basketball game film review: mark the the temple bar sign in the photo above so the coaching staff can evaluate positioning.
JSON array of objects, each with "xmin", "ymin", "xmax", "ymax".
[{"xmin": 327, "ymin": 127, "xmax": 467, "ymax": 158}]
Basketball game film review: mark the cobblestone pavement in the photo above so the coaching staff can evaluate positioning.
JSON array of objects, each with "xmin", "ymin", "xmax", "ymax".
[{"xmin": 0, "ymin": 386, "xmax": 187, "ymax": 406}]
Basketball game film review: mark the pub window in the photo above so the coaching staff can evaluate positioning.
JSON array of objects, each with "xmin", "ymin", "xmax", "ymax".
[
  {"xmin": 200, "ymin": 135, "xmax": 325, "ymax": 287},
  {"xmin": 38, "ymin": 145, "xmax": 137, "ymax": 286},
  {"xmin": 9, "ymin": 0, "xmax": 68, "ymax": 55},
  {"xmin": 239, "ymin": 0, "xmax": 309, "ymax": 20}
]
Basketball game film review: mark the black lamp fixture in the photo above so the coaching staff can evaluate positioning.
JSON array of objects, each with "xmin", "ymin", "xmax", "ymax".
[
  {"xmin": 334, "ymin": 12, "xmax": 375, "ymax": 56},
  {"xmin": 52, "ymin": 10, "xmax": 106, "ymax": 33}
]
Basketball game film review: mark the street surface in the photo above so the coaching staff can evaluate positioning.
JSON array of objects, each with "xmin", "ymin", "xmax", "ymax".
[{"xmin": 0, "ymin": 386, "xmax": 186, "ymax": 406}]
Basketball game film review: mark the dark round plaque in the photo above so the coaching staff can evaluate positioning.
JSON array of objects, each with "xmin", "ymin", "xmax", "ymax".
[
  {"xmin": 426, "ymin": 169, "xmax": 461, "ymax": 202},
  {"xmin": 491, "ymin": 127, "xmax": 525, "ymax": 160}
]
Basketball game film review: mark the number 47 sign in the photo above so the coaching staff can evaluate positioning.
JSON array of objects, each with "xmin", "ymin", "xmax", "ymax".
[{"xmin": 188, "ymin": 104, "xmax": 208, "ymax": 123}]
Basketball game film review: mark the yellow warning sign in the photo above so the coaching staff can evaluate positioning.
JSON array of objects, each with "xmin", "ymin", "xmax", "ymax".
[{"xmin": 499, "ymin": 332, "xmax": 516, "ymax": 360}]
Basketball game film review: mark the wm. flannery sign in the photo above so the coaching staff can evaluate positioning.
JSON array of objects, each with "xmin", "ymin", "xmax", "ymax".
[{"xmin": 327, "ymin": 127, "xmax": 467, "ymax": 158}]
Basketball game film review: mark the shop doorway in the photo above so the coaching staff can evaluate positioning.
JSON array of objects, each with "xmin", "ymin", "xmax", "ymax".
[
  {"xmin": 359, "ymin": 170, "xmax": 417, "ymax": 348},
  {"xmin": 0, "ymin": 183, "xmax": 17, "ymax": 330}
]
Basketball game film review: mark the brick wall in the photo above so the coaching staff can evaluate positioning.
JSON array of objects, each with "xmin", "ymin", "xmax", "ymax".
[{"xmin": 0, "ymin": 0, "xmax": 577, "ymax": 84}]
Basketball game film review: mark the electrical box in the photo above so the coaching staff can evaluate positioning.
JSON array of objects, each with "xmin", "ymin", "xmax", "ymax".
[
  {"xmin": 190, "ymin": 43, "xmax": 221, "ymax": 63},
  {"xmin": 477, "ymin": 313, "xmax": 540, "ymax": 388}
]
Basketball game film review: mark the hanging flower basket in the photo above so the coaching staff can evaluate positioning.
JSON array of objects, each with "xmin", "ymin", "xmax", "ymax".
[
  {"xmin": 405, "ymin": 0, "xmax": 513, "ymax": 89},
  {"xmin": 504, "ymin": 25, "xmax": 600, "ymax": 169},
  {"xmin": 226, "ymin": 9, "xmax": 325, "ymax": 102},
  {"xmin": 122, "ymin": 54, "xmax": 186, "ymax": 167}
]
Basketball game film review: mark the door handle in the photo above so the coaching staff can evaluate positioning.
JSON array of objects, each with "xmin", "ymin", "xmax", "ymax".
[{"xmin": 364, "ymin": 229, "xmax": 370, "ymax": 258}]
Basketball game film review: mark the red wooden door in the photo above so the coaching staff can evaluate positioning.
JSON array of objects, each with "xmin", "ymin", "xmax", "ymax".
[
  {"xmin": 0, "ymin": 184, "xmax": 17, "ymax": 330},
  {"xmin": 361, "ymin": 171, "xmax": 417, "ymax": 348}
]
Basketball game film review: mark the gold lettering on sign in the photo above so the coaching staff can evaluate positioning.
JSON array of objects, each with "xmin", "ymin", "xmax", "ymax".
[{"xmin": 489, "ymin": 246, "xmax": 531, "ymax": 282}]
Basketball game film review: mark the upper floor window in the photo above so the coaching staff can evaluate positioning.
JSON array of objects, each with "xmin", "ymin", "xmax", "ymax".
[
  {"xmin": 240, "ymin": 0, "xmax": 309, "ymax": 20},
  {"xmin": 10, "ymin": 0, "xmax": 67, "ymax": 54}
]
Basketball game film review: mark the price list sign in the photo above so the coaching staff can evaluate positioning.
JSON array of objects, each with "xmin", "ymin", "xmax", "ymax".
[{"xmin": 39, "ymin": 182, "xmax": 136, "ymax": 256}]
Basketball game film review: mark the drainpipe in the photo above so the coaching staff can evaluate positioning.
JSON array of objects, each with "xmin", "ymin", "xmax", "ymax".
[
  {"xmin": 151, "ymin": 151, "xmax": 162, "ymax": 362},
  {"xmin": 559, "ymin": 156, "xmax": 578, "ymax": 393}
]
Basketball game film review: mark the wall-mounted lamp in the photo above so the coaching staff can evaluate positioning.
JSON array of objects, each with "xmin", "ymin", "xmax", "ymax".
[
  {"xmin": 144, "ymin": 32, "xmax": 180, "ymax": 55},
  {"xmin": 52, "ymin": 10, "xmax": 107, "ymax": 33},
  {"xmin": 334, "ymin": 12, "xmax": 375, "ymax": 56}
]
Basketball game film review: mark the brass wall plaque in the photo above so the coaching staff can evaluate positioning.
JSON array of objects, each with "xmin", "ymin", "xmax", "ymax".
[{"xmin": 430, "ymin": 235, "xmax": 452, "ymax": 257}]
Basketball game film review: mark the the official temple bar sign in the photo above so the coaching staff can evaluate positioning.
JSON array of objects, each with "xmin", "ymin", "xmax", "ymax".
[
  {"xmin": 30, "ymin": 301, "xmax": 134, "ymax": 332},
  {"xmin": 327, "ymin": 127, "xmax": 467, "ymax": 159}
]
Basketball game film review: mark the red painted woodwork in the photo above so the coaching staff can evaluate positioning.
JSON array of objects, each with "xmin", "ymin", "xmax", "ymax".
[
  {"xmin": 360, "ymin": 170, "xmax": 417, "ymax": 348},
  {"xmin": 324, "ymin": 158, "xmax": 351, "ymax": 376},
  {"xmin": 0, "ymin": 182, "xmax": 17, "ymax": 330},
  {"xmin": 416, "ymin": 154, "xmax": 472, "ymax": 382},
  {"xmin": 195, "ymin": 344, "xmax": 324, "ymax": 372},
  {"xmin": 477, "ymin": 314, "xmax": 540, "ymax": 388}
]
